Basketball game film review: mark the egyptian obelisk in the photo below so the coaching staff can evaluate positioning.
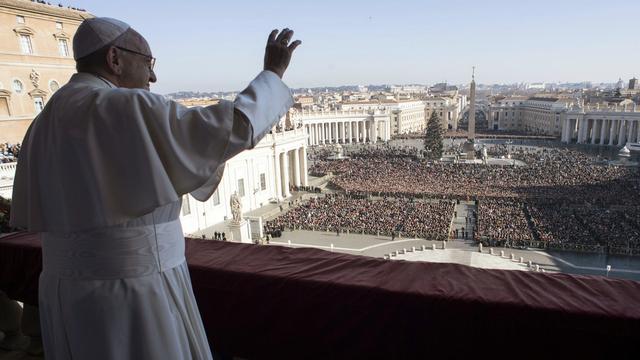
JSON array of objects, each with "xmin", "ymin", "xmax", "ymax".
[
  {"xmin": 464, "ymin": 67, "xmax": 477, "ymax": 160},
  {"xmin": 468, "ymin": 67, "xmax": 476, "ymax": 141}
]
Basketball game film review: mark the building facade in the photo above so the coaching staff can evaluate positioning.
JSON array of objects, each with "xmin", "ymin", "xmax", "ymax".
[
  {"xmin": 292, "ymin": 108, "xmax": 391, "ymax": 146},
  {"xmin": 180, "ymin": 127, "xmax": 308, "ymax": 236},
  {"xmin": 487, "ymin": 97, "xmax": 526, "ymax": 131},
  {"xmin": 561, "ymin": 104, "xmax": 640, "ymax": 146},
  {"xmin": 0, "ymin": 0, "xmax": 91, "ymax": 143},
  {"xmin": 340, "ymin": 100, "xmax": 424, "ymax": 135},
  {"xmin": 424, "ymin": 95, "xmax": 466, "ymax": 130},
  {"xmin": 489, "ymin": 97, "xmax": 573, "ymax": 136},
  {"xmin": 490, "ymin": 95, "xmax": 640, "ymax": 143},
  {"xmin": 388, "ymin": 100, "xmax": 426, "ymax": 134}
]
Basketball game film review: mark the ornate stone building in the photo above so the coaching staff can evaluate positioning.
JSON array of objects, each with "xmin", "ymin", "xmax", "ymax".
[
  {"xmin": 424, "ymin": 96, "xmax": 465, "ymax": 130},
  {"xmin": 292, "ymin": 108, "xmax": 391, "ymax": 145},
  {"xmin": 489, "ymin": 97, "xmax": 573, "ymax": 136},
  {"xmin": 561, "ymin": 103, "xmax": 640, "ymax": 146},
  {"xmin": 340, "ymin": 99, "xmax": 423, "ymax": 135},
  {"xmin": 179, "ymin": 126, "xmax": 308, "ymax": 238},
  {"xmin": 0, "ymin": 0, "xmax": 91, "ymax": 143}
]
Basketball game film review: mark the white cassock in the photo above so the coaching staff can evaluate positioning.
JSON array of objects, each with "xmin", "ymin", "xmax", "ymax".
[{"xmin": 10, "ymin": 70, "xmax": 293, "ymax": 359}]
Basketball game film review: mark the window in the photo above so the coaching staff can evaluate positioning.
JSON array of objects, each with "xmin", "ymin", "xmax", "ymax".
[
  {"xmin": 58, "ymin": 39, "xmax": 69, "ymax": 57},
  {"xmin": 16, "ymin": 16, "xmax": 25, "ymax": 24},
  {"xmin": 237, "ymin": 179, "xmax": 245, "ymax": 197},
  {"xmin": 33, "ymin": 97, "xmax": 44, "ymax": 114},
  {"xmin": 181, "ymin": 195, "xmax": 191, "ymax": 215},
  {"xmin": 0, "ymin": 98, "xmax": 9, "ymax": 117},
  {"xmin": 260, "ymin": 173, "xmax": 267, "ymax": 190},
  {"xmin": 212, "ymin": 188, "xmax": 220, "ymax": 206},
  {"xmin": 49, "ymin": 80, "xmax": 60, "ymax": 93},
  {"xmin": 55, "ymin": 21, "xmax": 63, "ymax": 30},
  {"xmin": 19, "ymin": 34, "xmax": 33, "ymax": 54},
  {"xmin": 12, "ymin": 80, "xmax": 23, "ymax": 94}
]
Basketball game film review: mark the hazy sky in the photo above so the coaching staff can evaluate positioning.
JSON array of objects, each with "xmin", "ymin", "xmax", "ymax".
[{"xmin": 74, "ymin": 0, "xmax": 640, "ymax": 93}]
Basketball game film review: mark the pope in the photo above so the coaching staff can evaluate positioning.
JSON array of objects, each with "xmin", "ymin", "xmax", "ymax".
[{"xmin": 10, "ymin": 17, "xmax": 301, "ymax": 360}]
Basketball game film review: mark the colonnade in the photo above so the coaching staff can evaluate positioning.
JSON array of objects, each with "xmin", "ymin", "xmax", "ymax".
[
  {"xmin": 562, "ymin": 116, "xmax": 640, "ymax": 146},
  {"xmin": 273, "ymin": 146, "xmax": 308, "ymax": 199},
  {"xmin": 304, "ymin": 119, "xmax": 389, "ymax": 146}
]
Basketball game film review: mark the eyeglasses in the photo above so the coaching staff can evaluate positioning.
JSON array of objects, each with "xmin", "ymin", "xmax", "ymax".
[{"xmin": 115, "ymin": 46, "xmax": 156, "ymax": 71}]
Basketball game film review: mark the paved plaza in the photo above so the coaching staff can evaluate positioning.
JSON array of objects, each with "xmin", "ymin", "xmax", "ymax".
[{"xmin": 269, "ymin": 229, "xmax": 640, "ymax": 281}]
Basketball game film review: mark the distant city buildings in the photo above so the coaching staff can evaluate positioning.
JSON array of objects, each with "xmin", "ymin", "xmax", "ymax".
[
  {"xmin": 171, "ymin": 73, "xmax": 638, "ymax": 148},
  {"xmin": 286, "ymin": 84, "xmax": 467, "ymax": 142}
]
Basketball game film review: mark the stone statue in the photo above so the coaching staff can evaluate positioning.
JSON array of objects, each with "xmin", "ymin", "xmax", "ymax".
[{"xmin": 230, "ymin": 192, "xmax": 242, "ymax": 223}]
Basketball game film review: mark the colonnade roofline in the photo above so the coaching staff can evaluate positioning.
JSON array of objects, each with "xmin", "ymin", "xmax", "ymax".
[
  {"xmin": 492, "ymin": 105, "xmax": 639, "ymax": 113},
  {"xmin": 566, "ymin": 109, "xmax": 640, "ymax": 115},
  {"xmin": 255, "ymin": 127, "xmax": 307, "ymax": 149},
  {"xmin": 292, "ymin": 109, "xmax": 389, "ymax": 118}
]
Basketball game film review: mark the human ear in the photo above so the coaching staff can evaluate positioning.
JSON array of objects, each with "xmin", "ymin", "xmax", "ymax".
[{"xmin": 106, "ymin": 46, "xmax": 123, "ymax": 75}]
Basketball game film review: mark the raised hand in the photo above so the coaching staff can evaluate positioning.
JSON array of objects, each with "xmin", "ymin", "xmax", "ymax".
[{"xmin": 263, "ymin": 28, "xmax": 301, "ymax": 79}]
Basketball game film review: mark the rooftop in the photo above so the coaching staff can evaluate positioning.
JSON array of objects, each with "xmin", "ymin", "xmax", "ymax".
[
  {"xmin": 0, "ymin": 0, "xmax": 92, "ymax": 21},
  {"xmin": 527, "ymin": 97, "xmax": 560, "ymax": 102}
]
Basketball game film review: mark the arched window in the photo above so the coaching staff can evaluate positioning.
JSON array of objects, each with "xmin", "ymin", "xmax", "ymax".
[{"xmin": 12, "ymin": 79, "xmax": 24, "ymax": 94}]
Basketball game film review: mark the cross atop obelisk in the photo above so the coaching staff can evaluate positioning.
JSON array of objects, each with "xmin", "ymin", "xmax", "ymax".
[{"xmin": 468, "ymin": 66, "xmax": 476, "ymax": 141}]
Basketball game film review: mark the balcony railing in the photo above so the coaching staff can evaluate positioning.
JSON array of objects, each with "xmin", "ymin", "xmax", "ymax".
[{"xmin": 1, "ymin": 232, "xmax": 639, "ymax": 359}]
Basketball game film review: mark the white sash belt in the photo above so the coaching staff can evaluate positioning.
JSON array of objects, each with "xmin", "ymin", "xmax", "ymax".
[{"xmin": 41, "ymin": 219, "xmax": 185, "ymax": 280}]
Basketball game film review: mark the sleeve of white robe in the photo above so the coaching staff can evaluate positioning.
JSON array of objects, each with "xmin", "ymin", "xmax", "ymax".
[
  {"xmin": 189, "ymin": 70, "xmax": 293, "ymax": 201},
  {"xmin": 97, "ymin": 70, "xmax": 293, "ymax": 210},
  {"xmin": 9, "ymin": 70, "xmax": 293, "ymax": 232}
]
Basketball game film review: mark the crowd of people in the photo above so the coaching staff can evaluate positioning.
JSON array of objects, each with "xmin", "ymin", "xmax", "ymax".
[
  {"xmin": 528, "ymin": 204, "xmax": 640, "ymax": 253},
  {"xmin": 0, "ymin": 142, "xmax": 20, "ymax": 163},
  {"xmin": 476, "ymin": 199, "xmax": 534, "ymax": 246},
  {"xmin": 473, "ymin": 199, "xmax": 640, "ymax": 254},
  {"xmin": 266, "ymin": 194, "xmax": 454, "ymax": 240},
  {"xmin": 302, "ymin": 146, "xmax": 640, "ymax": 253},
  {"xmin": 310, "ymin": 148, "xmax": 640, "ymax": 206}
]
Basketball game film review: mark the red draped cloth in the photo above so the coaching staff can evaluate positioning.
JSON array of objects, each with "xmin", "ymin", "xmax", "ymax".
[{"xmin": 2, "ymin": 232, "xmax": 639, "ymax": 359}]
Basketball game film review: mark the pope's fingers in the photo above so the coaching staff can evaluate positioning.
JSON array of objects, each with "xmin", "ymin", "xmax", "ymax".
[
  {"xmin": 274, "ymin": 28, "xmax": 290, "ymax": 43},
  {"xmin": 283, "ymin": 30, "xmax": 294, "ymax": 42},
  {"xmin": 267, "ymin": 29, "xmax": 278, "ymax": 43},
  {"xmin": 288, "ymin": 40, "xmax": 302, "ymax": 52}
]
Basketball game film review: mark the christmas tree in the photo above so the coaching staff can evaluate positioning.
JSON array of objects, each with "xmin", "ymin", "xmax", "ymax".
[{"xmin": 423, "ymin": 111, "xmax": 444, "ymax": 160}]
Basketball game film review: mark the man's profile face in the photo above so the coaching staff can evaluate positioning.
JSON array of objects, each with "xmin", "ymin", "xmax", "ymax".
[{"xmin": 116, "ymin": 30, "xmax": 157, "ymax": 91}]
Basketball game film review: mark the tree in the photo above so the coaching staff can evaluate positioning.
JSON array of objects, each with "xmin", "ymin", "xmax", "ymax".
[{"xmin": 423, "ymin": 111, "xmax": 444, "ymax": 160}]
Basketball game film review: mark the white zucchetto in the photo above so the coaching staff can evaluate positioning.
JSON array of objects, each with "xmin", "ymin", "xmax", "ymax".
[{"xmin": 73, "ymin": 17, "xmax": 131, "ymax": 60}]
